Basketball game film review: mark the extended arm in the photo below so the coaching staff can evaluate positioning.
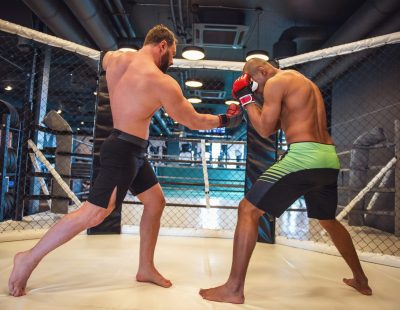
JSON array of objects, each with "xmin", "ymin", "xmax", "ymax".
[{"xmin": 160, "ymin": 76, "xmax": 242, "ymax": 130}]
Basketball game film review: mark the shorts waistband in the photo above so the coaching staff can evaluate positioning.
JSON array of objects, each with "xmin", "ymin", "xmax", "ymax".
[
  {"xmin": 288, "ymin": 141, "xmax": 336, "ymax": 151},
  {"xmin": 110, "ymin": 129, "xmax": 149, "ymax": 149}
]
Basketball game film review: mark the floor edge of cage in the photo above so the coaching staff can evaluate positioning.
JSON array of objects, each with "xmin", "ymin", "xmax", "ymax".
[{"xmin": 276, "ymin": 236, "xmax": 400, "ymax": 268}]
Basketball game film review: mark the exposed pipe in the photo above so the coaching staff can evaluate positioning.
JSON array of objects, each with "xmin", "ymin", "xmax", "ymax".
[
  {"xmin": 273, "ymin": 26, "xmax": 330, "ymax": 58},
  {"xmin": 117, "ymin": 37, "xmax": 145, "ymax": 49},
  {"xmin": 323, "ymin": 0, "xmax": 400, "ymax": 48},
  {"xmin": 112, "ymin": 0, "xmax": 136, "ymax": 38},
  {"xmin": 103, "ymin": 0, "xmax": 128, "ymax": 38},
  {"xmin": 169, "ymin": 0, "xmax": 179, "ymax": 35},
  {"xmin": 153, "ymin": 111, "xmax": 172, "ymax": 136},
  {"xmin": 150, "ymin": 119, "xmax": 162, "ymax": 135},
  {"xmin": 22, "ymin": 0, "xmax": 93, "ymax": 46},
  {"xmin": 314, "ymin": 10, "xmax": 400, "ymax": 88},
  {"xmin": 304, "ymin": 0, "xmax": 400, "ymax": 79},
  {"xmin": 64, "ymin": 0, "xmax": 118, "ymax": 51},
  {"xmin": 278, "ymin": 26, "xmax": 330, "ymax": 42},
  {"xmin": 178, "ymin": 0, "xmax": 186, "ymax": 38},
  {"xmin": 134, "ymin": 2, "xmax": 256, "ymax": 11}
]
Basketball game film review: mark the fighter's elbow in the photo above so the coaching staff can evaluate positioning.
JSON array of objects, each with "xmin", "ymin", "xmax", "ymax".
[
  {"xmin": 258, "ymin": 128, "xmax": 273, "ymax": 139},
  {"xmin": 185, "ymin": 119, "xmax": 201, "ymax": 130},
  {"xmin": 175, "ymin": 117, "xmax": 196, "ymax": 130},
  {"xmin": 259, "ymin": 131, "xmax": 270, "ymax": 139}
]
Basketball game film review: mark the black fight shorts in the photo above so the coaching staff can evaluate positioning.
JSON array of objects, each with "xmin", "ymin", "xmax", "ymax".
[
  {"xmin": 87, "ymin": 129, "xmax": 158, "ymax": 208},
  {"xmin": 245, "ymin": 142, "xmax": 340, "ymax": 220}
]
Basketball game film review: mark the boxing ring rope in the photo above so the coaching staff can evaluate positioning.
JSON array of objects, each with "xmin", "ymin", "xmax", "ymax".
[
  {"xmin": 173, "ymin": 31, "xmax": 400, "ymax": 70},
  {"xmin": 1, "ymin": 18, "xmax": 399, "ymax": 71},
  {"xmin": 0, "ymin": 19, "xmax": 99, "ymax": 59}
]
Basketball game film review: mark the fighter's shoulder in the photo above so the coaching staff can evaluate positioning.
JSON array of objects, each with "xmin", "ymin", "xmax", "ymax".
[
  {"xmin": 269, "ymin": 70, "xmax": 304, "ymax": 88},
  {"xmin": 102, "ymin": 50, "xmax": 136, "ymax": 68},
  {"xmin": 275, "ymin": 70, "xmax": 302, "ymax": 81},
  {"xmin": 157, "ymin": 73, "xmax": 180, "ymax": 91},
  {"xmin": 265, "ymin": 71, "xmax": 289, "ymax": 89}
]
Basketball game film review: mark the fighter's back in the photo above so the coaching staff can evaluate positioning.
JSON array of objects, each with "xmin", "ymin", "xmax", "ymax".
[
  {"xmin": 273, "ymin": 70, "xmax": 333, "ymax": 144},
  {"xmin": 103, "ymin": 50, "xmax": 163, "ymax": 139}
]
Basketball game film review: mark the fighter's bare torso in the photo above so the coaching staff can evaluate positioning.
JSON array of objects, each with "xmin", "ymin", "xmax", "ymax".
[
  {"xmin": 103, "ymin": 49, "xmax": 165, "ymax": 139},
  {"xmin": 269, "ymin": 70, "xmax": 333, "ymax": 144}
]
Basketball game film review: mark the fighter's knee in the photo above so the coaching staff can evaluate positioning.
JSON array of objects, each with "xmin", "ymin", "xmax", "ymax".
[
  {"xmin": 87, "ymin": 208, "xmax": 109, "ymax": 227},
  {"xmin": 238, "ymin": 199, "xmax": 263, "ymax": 218},
  {"xmin": 80, "ymin": 203, "xmax": 111, "ymax": 227},
  {"xmin": 159, "ymin": 195, "xmax": 166, "ymax": 208},
  {"xmin": 150, "ymin": 195, "xmax": 166, "ymax": 212}
]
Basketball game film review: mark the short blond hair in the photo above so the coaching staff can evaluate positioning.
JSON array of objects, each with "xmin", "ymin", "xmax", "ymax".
[{"xmin": 144, "ymin": 24, "xmax": 177, "ymax": 46}]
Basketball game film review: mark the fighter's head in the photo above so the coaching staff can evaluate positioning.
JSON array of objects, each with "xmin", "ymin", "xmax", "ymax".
[
  {"xmin": 144, "ymin": 24, "xmax": 177, "ymax": 73},
  {"xmin": 243, "ymin": 58, "xmax": 277, "ymax": 94}
]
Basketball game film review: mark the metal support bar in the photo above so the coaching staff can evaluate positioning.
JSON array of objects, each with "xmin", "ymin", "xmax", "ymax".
[
  {"xmin": 200, "ymin": 139, "xmax": 211, "ymax": 208},
  {"xmin": 14, "ymin": 48, "xmax": 39, "ymax": 220},
  {"xmin": 395, "ymin": 119, "xmax": 400, "ymax": 236},
  {"xmin": 0, "ymin": 114, "xmax": 11, "ymax": 220}
]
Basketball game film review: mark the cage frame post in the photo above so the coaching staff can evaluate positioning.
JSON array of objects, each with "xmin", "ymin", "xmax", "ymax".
[{"xmin": 395, "ymin": 119, "xmax": 400, "ymax": 236}]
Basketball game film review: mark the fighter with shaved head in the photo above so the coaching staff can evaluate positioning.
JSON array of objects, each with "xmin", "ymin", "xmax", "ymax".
[{"xmin": 199, "ymin": 58, "xmax": 372, "ymax": 304}]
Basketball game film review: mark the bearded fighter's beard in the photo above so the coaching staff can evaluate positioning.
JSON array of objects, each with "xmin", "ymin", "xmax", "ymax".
[{"xmin": 159, "ymin": 52, "xmax": 170, "ymax": 73}]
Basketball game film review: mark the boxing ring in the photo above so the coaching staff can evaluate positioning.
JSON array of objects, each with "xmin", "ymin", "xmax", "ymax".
[
  {"xmin": 1, "ymin": 235, "xmax": 400, "ymax": 310},
  {"xmin": 1, "ymin": 19, "xmax": 400, "ymax": 309}
]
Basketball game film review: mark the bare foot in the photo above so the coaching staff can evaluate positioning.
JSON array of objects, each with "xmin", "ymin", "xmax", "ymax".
[
  {"xmin": 199, "ymin": 284, "xmax": 244, "ymax": 304},
  {"xmin": 343, "ymin": 278, "xmax": 372, "ymax": 295},
  {"xmin": 136, "ymin": 266, "xmax": 172, "ymax": 288},
  {"xmin": 8, "ymin": 251, "xmax": 39, "ymax": 297}
]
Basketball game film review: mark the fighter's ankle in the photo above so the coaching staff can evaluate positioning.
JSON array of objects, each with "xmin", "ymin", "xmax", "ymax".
[
  {"xmin": 351, "ymin": 273, "xmax": 368, "ymax": 283},
  {"xmin": 225, "ymin": 280, "xmax": 244, "ymax": 293}
]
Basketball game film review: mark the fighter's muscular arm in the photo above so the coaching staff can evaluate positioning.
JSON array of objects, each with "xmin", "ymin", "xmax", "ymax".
[
  {"xmin": 246, "ymin": 78, "xmax": 284, "ymax": 138},
  {"xmin": 160, "ymin": 75, "xmax": 221, "ymax": 130},
  {"xmin": 102, "ymin": 51, "xmax": 112, "ymax": 70}
]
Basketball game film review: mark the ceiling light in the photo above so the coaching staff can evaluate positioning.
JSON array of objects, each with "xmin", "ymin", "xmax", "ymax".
[
  {"xmin": 182, "ymin": 46, "xmax": 205, "ymax": 60},
  {"xmin": 81, "ymin": 121, "xmax": 84, "ymax": 125},
  {"xmin": 188, "ymin": 97, "xmax": 202, "ymax": 104},
  {"xmin": 4, "ymin": 85, "xmax": 12, "ymax": 91},
  {"xmin": 225, "ymin": 99, "xmax": 239, "ymax": 105},
  {"xmin": 77, "ymin": 128, "xmax": 80, "ymax": 131},
  {"xmin": 245, "ymin": 50, "xmax": 269, "ymax": 61},
  {"xmin": 185, "ymin": 80, "xmax": 203, "ymax": 88}
]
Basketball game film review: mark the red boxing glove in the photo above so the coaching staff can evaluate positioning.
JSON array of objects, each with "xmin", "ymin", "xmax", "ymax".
[
  {"xmin": 218, "ymin": 103, "xmax": 243, "ymax": 128},
  {"xmin": 232, "ymin": 73, "xmax": 258, "ymax": 109}
]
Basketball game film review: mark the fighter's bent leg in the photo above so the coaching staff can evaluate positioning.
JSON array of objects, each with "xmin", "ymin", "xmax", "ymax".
[
  {"xmin": 8, "ymin": 188, "xmax": 118, "ymax": 297},
  {"xmin": 319, "ymin": 219, "xmax": 372, "ymax": 295},
  {"xmin": 199, "ymin": 198, "xmax": 264, "ymax": 304},
  {"xmin": 135, "ymin": 183, "xmax": 171, "ymax": 288}
]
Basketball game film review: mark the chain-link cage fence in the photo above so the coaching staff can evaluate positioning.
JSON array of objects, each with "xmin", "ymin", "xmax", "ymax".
[
  {"xmin": 122, "ymin": 138, "xmax": 245, "ymax": 232},
  {"xmin": 0, "ymin": 29, "xmax": 97, "ymax": 232},
  {"xmin": 276, "ymin": 41, "xmax": 400, "ymax": 257},
  {"xmin": 1, "ymin": 19, "xmax": 399, "ymax": 263}
]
